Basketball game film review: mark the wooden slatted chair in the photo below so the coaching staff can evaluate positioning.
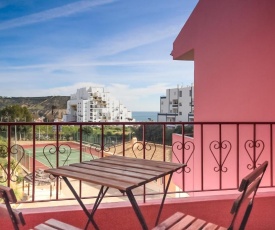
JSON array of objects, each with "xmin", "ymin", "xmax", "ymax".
[
  {"xmin": 153, "ymin": 161, "xmax": 268, "ymax": 230},
  {"xmin": 0, "ymin": 185, "xmax": 81, "ymax": 230}
]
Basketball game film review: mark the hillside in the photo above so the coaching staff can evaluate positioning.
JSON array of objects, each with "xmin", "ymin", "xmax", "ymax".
[{"xmin": 0, "ymin": 96, "xmax": 70, "ymax": 120}]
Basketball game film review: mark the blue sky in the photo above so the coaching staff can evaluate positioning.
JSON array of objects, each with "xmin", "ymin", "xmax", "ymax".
[{"xmin": 0, "ymin": 0, "xmax": 198, "ymax": 111}]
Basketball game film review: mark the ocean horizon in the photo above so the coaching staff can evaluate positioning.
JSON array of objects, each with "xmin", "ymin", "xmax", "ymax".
[{"xmin": 132, "ymin": 111, "xmax": 158, "ymax": 122}]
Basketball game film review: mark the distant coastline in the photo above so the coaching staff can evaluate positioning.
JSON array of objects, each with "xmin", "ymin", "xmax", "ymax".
[{"xmin": 132, "ymin": 111, "xmax": 158, "ymax": 122}]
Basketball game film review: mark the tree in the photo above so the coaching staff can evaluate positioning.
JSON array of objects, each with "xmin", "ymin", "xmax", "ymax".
[
  {"xmin": 131, "ymin": 124, "xmax": 193, "ymax": 146},
  {"xmin": 0, "ymin": 105, "xmax": 32, "ymax": 122},
  {"xmin": 0, "ymin": 105, "xmax": 33, "ymax": 140},
  {"xmin": 82, "ymin": 126, "xmax": 93, "ymax": 135}
]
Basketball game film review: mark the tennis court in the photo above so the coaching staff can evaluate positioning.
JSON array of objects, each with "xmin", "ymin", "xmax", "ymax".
[{"xmin": 24, "ymin": 145, "xmax": 94, "ymax": 169}]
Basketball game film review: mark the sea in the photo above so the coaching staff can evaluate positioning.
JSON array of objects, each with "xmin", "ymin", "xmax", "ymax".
[{"xmin": 132, "ymin": 111, "xmax": 158, "ymax": 122}]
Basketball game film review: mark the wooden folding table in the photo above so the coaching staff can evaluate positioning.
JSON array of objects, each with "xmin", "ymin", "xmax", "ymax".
[{"xmin": 45, "ymin": 155, "xmax": 186, "ymax": 230}]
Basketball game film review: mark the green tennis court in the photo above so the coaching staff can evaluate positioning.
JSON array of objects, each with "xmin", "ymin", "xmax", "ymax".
[{"xmin": 24, "ymin": 146, "xmax": 94, "ymax": 168}]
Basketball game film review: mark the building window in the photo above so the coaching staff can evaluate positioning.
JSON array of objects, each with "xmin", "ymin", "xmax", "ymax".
[
  {"xmin": 173, "ymin": 99, "xmax": 178, "ymax": 105},
  {"xmin": 179, "ymin": 91, "xmax": 182, "ymax": 97}
]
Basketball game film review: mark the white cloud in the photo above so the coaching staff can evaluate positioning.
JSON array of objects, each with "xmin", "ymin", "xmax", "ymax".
[
  {"xmin": 0, "ymin": 81, "xmax": 172, "ymax": 111},
  {"xmin": 105, "ymin": 83, "xmax": 174, "ymax": 111},
  {"xmin": 93, "ymin": 21, "xmax": 183, "ymax": 57},
  {"xmin": 40, "ymin": 82, "xmax": 104, "ymax": 96},
  {"xmin": 0, "ymin": 0, "xmax": 115, "ymax": 31},
  {"xmin": 0, "ymin": 60, "xmax": 171, "ymax": 70},
  {"xmin": 2, "ymin": 82, "xmax": 104, "ymax": 97}
]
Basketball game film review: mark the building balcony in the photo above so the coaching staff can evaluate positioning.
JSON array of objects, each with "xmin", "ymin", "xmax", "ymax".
[{"xmin": 1, "ymin": 121, "xmax": 275, "ymax": 229}]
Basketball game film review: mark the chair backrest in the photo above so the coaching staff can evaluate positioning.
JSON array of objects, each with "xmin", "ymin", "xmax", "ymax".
[
  {"xmin": 228, "ymin": 161, "xmax": 268, "ymax": 230},
  {"xmin": 0, "ymin": 185, "xmax": 26, "ymax": 230}
]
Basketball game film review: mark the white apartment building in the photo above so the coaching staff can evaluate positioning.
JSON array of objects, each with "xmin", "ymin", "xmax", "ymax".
[
  {"xmin": 158, "ymin": 85, "xmax": 194, "ymax": 122},
  {"xmin": 63, "ymin": 87, "xmax": 133, "ymax": 122}
]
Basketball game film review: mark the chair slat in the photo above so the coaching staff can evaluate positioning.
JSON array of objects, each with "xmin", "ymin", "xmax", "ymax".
[
  {"xmin": 231, "ymin": 177, "xmax": 261, "ymax": 214},
  {"xmin": 44, "ymin": 218, "xmax": 82, "ymax": 230},
  {"xmin": 153, "ymin": 161, "xmax": 268, "ymax": 230},
  {"xmin": 217, "ymin": 227, "xmax": 227, "ymax": 230},
  {"xmin": 239, "ymin": 162, "xmax": 268, "ymax": 192},
  {"xmin": 186, "ymin": 218, "xmax": 207, "ymax": 229},
  {"xmin": 152, "ymin": 212, "xmax": 185, "ymax": 230},
  {"xmin": 202, "ymin": 222, "xmax": 219, "ymax": 230},
  {"xmin": 34, "ymin": 223, "xmax": 58, "ymax": 230},
  {"xmin": 0, "ymin": 185, "xmax": 17, "ymax": 202},
  {"xmin": 169, "ymin": 215, "xmax": 195, "ymax": 230}
]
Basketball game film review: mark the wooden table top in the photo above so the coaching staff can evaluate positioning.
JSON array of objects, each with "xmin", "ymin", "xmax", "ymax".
[{"xmin": 44, "ymin": 155, "xmax": 186, "ymax": 191}]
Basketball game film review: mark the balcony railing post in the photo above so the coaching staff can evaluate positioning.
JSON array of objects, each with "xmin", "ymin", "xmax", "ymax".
[
  {"xmin": 237, "ymin": 123, "xmax": 240, "ymax": 187},
  {"xmin": 79, "ymin": 124, "xmax": 83, "ymax": 198},
  {"xmin": 181, "ymin": 123, "xmax": 185, "ymax": 192},
  {"xmin": 143, "ymin": 124, "xmax": 146, "ymax": 159},
  {"xmin": 101, "ymin": 125, "xmax": 104, "ymax": 158},
  {"xmin": 253, "ymin": 123, "xmax": 256, "ymax": 169},
  {"xmin": 7, "ymin": 124, "xmax": 11, "ymax": 187},
  {"xmin": 219, "ymin": 123, "xmax": 222, "ymax": 190},
  {"xmin": 32, "ymin": 123, "xmax": 35, "ymax": 201},
  {"xmin": 56, "ymin": 124, "xmax": 59, "ymax": 167},
  {"xmin": 123, "ymin": 124, "xmax": 125, "ymax": 157},
  {"xmin": 80, "ymin": 124, "xmax": 83, "ymax": 161},
  {"xmin": 143, "ymin": 124, "xmax": 146, "ymax": 203},
  {"xmin": 270, "ymin": 124, "xmax": 273, "ymax": 186},
  {"xmin": 162, "ymin": 124, "xmax": 166, "ymax": 194},
  {"xmin": 201, "ymin": 123, "xmax": 204, "ymax": 192}
]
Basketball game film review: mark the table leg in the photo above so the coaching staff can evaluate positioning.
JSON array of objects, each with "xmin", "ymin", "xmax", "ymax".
[
  {"xmin": 155, "ymin": 172, "xmax": 173, "ymax": 226},
  {"xmin": 84, "ymin": 185, "xmax": 109, "ymax": 229},
  {"xmin": 126, "ymin": 190, "xmax": 148, "ymax": 230},
  {"xmin": 62, "ymin": 177, "xmax": 99, "ymax": 230}
]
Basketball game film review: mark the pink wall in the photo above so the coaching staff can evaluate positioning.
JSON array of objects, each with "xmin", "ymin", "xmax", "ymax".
[
  {"xmin": 171, "ymin": 124, "xmax": 273, "ymax": 193},
  {"xmin": 172, "ymin": 0, "xmax": 275, "ymax": 122},
  {"xmin": 170, "ymin": 0, "xmax": 275, "ymax": 193}
]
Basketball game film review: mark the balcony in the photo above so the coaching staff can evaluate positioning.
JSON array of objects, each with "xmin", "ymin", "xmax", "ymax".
[{"xmin": 1, "ymin": 121, "xmax": 275, "ymax": 229}]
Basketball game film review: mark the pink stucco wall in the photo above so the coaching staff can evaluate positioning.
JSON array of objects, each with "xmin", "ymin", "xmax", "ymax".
[
  {"xmin": 171, "ymin": 125, "xmax": 272, "ymax": 193},
  {"xmin": 172, "ymin": 0, "xmax": 275, "ymax": 122},
  {"xmin": 170, "ymin": 0, "xmax": 275, "ymax": 193}
]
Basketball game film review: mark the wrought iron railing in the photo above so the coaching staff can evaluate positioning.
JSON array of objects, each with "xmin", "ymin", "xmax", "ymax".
[{"xmin": 0, "ymin": 122, "xmax": 273, "ymax": 204}]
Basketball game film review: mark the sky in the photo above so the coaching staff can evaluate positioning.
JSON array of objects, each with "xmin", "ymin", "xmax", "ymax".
[{"xmin": 0, "ymin": 0, "xmax": 198, "ymax": 111}]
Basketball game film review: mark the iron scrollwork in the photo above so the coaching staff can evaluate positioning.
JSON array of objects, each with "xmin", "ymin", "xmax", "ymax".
[
  {"xmin": 209, "ymin": 140, "xmax": 231, "ymax": 172},
  {"xmin": 43, "ymin": 144, "xmax": 73, "ymax": 168},
  {"xmin": 0, "ymin": 144, "xmax": 25, "ymax": 183},
  {"xmin": 172, "ymin": 141, "xmax": 195, "ymax": 173},
  {"xmin": 132, "ymin": 141, "xmax": 156, "ymax": 160},
  {"xmin": 89, "ymin": 143, "xmax": 116, "ymax": 159},
  {"xmin": 244, "ymin": 140, "xmax": 264, "ymax": 170}
]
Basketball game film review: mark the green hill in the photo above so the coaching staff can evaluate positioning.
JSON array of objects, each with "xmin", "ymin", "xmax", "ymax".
[{"xmin": 0, "ymin": 96, "xmax": 70, "ymax": 120}]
